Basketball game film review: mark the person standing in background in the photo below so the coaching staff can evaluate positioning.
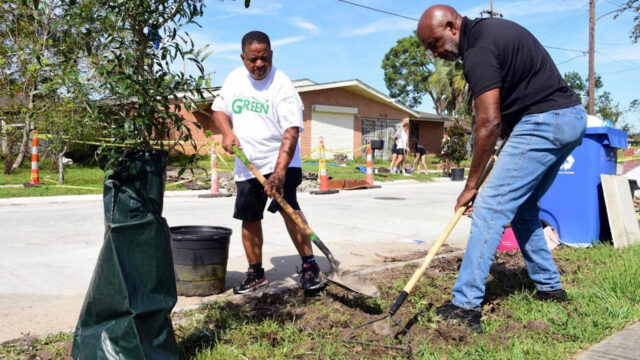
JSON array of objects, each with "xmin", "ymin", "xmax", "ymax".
[{"xmin": 391, "ymin": 119, "xmax": 410, "ymax": 175}]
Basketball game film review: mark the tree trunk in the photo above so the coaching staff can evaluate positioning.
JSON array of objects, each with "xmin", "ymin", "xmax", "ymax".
[
  {"xmin": 3, "ymin": 139, "xmax": 13, "ymax": 175},
  {"xmin": 58, "ymin": 146, "xmax": 67, "ymax": 185},
  {"xmin": 1, "ymin": 120, "xmax": 8, "ymax": 156},
  {"xmin": 11, "ymin": 118, "xmax": 30, "ymax": 172}
]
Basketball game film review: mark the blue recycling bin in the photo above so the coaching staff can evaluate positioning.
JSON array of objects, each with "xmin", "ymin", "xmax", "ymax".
[{"xmin": 539, "ymin": 127, "xmax": 628, "ymax": 247}]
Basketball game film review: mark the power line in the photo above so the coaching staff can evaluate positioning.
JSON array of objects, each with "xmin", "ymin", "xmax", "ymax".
[
  {"xmin": 543, "ymin": 45, "xmax": 588, "ymax": 53},
  {"xmin": 557, "ymin": 54, "xmax": 588, "ymax": 65},
  {"xmin": 601, "ymin": 68, "xmax": 639, "ymax": 75},
  {"xmin": 604, "ymin": 0, "xmax": 625, "ymax": 7},
  {"xmin": 538, "ymin": 2, "xmax": 590, "ymax": 39},
  {"xmin": 335, "ymin": 0, "xmax": 419, "ymax": 21},
  {"xmin": 595, "ymin": 50, "xmax": 640, "ymax": 71}
]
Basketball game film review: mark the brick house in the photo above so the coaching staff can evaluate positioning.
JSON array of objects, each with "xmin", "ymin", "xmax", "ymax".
[{"xmin": 175, "ymin": 79, "xmax": 451, "ymax": 160}]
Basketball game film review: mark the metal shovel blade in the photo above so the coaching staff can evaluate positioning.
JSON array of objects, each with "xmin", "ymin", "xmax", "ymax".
[{"xmin": 326, "ymin": 270, "xmax": 380, "ymax": 298}]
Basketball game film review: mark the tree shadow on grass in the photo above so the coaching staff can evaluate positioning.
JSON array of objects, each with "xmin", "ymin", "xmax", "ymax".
[
  {"xmin": 483, "ymin": 253, "xmax": 537, "ymax": 305},
  {"xmin": 325, "ymin": 290, "xmax": 384, "ymax": 315}
]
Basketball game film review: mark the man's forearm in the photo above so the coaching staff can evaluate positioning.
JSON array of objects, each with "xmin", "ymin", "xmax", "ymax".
[
  {"xmin": 465, "ymin": 125, "xmax": 500, "ymax": 190},
  {"xmin": 213, "ymin": 112, "xmax": 233, "ymax": 137},
  {"xmin": 466, "ymin": 88, "xmax": 502, "ymax": 191}
]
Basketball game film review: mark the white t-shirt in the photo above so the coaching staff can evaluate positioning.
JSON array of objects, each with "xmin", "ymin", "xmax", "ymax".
[
  {"xmin": 396, "ymin": 129, "xmax": 408, "ymax": 150},
  {"xmin": 211, "ymin": 66, "xmax": 304, "ymax": 181}
]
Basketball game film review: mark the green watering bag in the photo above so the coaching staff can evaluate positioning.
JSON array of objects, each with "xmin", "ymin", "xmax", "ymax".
[{"xmin": 72, "ymin": 150, "xmax": 178, "ymax": 359}]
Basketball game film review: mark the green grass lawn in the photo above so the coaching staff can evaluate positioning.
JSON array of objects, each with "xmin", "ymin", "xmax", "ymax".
[
  {"xmin": 0, "ymin": 160, "xmax": 104, "ymax": 198},
  {"xmin": 0, "ymin": 154, "xmax": 454, "ymax": 198}
]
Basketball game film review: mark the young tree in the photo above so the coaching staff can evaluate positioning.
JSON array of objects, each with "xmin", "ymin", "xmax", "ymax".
[
  {"xmin": 443, "ymin": 121, "xmax": 468, "ymax": 167},
  {"xmin": 66, "ymin": 1, "xmax": 212, "ymax": 358},
  {"xmin": 63, "ymin": 0, "xmax": 212, "ymax": 170}
]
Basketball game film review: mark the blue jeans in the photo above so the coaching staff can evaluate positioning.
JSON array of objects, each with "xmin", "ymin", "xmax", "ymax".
[{"xmin": 452, "ymin": 104, "xmax": 587, "ymax": 309}]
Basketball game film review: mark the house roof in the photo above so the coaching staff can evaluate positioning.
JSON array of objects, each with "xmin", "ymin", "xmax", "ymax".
[
  {"xmin": 177, "ymin": 79, "xmax": 452, "ymax": 121},
  {"xmin": 294, "ymin": 79, "xmax": 420, "ymax": 117},
  {"xmin": 412, "ymin": 111, "xmax": 454, "ymax": 123}
]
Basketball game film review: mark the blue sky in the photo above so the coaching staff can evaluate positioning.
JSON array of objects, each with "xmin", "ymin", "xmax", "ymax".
[{"xmin": 185, "ymin": 0, "xmax": 639, "ymax": 130}]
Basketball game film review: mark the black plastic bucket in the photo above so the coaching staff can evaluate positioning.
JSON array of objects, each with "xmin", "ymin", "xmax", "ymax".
[
  {"xmin": 170, "ymin": 226, "xmax": 232, "ymax": 296},
  {"xmin": 450, "ymin": 168, "xmax": 465, "ymax": 181}
]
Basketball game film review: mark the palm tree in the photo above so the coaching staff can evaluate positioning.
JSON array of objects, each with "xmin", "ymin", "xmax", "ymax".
[{"xmin": 428, "ymin": 59, "xmax": 471, "ymax": 123}]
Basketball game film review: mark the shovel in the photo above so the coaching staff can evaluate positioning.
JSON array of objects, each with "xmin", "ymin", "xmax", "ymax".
[
  {"xmin": 344, "ymin": 143, "xmax": 504, "ymax": 353},
  {"xmin": 232, "ymin": 145, "xmax": 380, "ymax": 297}
]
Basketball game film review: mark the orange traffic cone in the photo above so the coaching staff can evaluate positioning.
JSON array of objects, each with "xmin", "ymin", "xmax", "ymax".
[
  {"xmin": 210, "ymin": 148, "xmax": 219, "ymax": 195},
  {"xmin": 366, "ymin": 140, "xmax": 374, "ymax": 187},
  {"xmin": 198, "ymin": 147, "xmax": 231, "ymax": 198},
  {"xmin": 30, "ymin": 131, "xmax": 39, "ymax": 185},
  {"xmin": 311, "ymin": 136, "xmax": 338, "ymax": 195}
]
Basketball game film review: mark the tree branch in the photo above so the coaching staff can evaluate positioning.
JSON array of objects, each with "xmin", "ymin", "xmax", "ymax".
[{"xmin": 158, "ymin": 0, "xmax": 189, "ymax": 28}]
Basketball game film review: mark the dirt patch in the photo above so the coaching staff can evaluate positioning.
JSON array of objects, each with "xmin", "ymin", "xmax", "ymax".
[
  {"xmin": 166, "ymin": 167, "xmax": 319, "ymax": 193},
  {"xmin": 2, "ymin": 250, "xmax": 573, "ymax": 359}
]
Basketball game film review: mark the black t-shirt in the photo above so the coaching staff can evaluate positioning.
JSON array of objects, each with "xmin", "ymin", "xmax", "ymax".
[{"xmin": 459, "ymin": 17, "xmax": 580, "ymax": 126}]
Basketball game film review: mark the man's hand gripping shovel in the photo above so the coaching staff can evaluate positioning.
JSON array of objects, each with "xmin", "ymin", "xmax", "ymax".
[{"xmin": 343, "ymin": 143, "xmax": 503, "ymax": 354}]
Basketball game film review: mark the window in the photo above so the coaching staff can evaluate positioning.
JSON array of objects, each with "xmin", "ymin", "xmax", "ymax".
[{"xmin": 410, "ymin": 122, "xmax": 419, "ymax": 140}]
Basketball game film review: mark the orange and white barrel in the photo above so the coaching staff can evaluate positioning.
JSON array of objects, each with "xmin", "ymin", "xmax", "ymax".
[
  {"xmin": 30, "ymin": 132, "xmax": 39, "ymax": 185},
  {"xmin": 366, "ymin": 140, "xmax": 373, "ymax": 186},
  {"xmin": 318, "ymin": 137, "xmax": 330, "ymax": 191},
  {"xmin": 210, "ymin": 148, "xmax": 219, "ymax": 195}
]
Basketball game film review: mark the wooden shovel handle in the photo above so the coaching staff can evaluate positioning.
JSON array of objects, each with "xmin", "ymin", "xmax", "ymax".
[
  {"xmin": 232, "ymin": 145, "xmax": 340, "ymax": 270},
  {"xmin": 389, "ymin": 152, "xmax": 500, "ymax": 315}
]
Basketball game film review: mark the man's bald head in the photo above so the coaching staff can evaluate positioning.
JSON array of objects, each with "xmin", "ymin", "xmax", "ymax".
[{"xmin": 417, "ymin": 5, "xmax": 462, "ymax": 61}]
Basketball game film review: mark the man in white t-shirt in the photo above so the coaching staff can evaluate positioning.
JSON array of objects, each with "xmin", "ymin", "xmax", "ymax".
[{"xmin": 212, "ymin": 31, "xmax": 324, "ymax": 294}]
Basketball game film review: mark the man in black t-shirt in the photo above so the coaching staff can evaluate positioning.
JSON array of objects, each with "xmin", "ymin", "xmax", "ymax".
[{"xmin": 417, "ymin": 5, "xmax": 587, "ymax": 332}]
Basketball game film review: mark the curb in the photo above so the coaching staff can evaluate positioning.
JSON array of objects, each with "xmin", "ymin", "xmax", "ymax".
[
  {"xmin": 0, "ymin": 189, "xmax": 214, "ymax": 206},
  {"xmin": 172, "ymin": 249, "xmax": 466, "ymax": 314}
]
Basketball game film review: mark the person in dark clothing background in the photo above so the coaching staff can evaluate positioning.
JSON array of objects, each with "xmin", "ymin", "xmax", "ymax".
[
  {"xmin": 417, "ymin": 5, "xmax": 586, "ymax": 332},
  {"xmin": 413, "ymin": 143, "xmax": 428, "ymax": 174}
]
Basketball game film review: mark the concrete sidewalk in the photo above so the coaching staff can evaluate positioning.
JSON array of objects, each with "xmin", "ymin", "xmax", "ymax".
[{"xmin": 576, "ymin": 322, "xmax": 640, "ymax": 360}]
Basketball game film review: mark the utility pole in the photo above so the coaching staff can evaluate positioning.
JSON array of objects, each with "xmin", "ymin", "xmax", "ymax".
[
  {"xmin": 481, "ymin": 0, "xmax": 503, "ymax": 18},
  {"xmin": 588, "ymin": 0, "xmax": 596, "ymax": 115}
]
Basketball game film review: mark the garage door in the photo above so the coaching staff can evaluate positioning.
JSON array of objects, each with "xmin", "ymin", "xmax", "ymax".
[{"xmin": 311, "ymin": 106, "xmax": 355, "ymax": 160}]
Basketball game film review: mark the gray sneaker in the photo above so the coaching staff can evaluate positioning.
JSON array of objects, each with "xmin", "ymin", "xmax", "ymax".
[
  {"xmin": 233, "ymin": 268, "xmax": 268, "ymax": 294},
  {"xmin": 299, "ymin": 261, "xmax": 325, "ymax": 292}
]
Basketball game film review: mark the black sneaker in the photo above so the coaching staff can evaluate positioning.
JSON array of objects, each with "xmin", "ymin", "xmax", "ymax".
[
  {"xmin": 435, "ymin": 302, "xmax": 483, "ymax": 333},
  {"xmin": 534, "ymin": 289, "xmax": 568, "ymax": 303},
  {"xmin": 233, "ymin": 268, "xmax": 268, "ymax": 294},
  {"xmin": 299, "ymin": 261, "xmax": 325, "ymax": 292}
]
